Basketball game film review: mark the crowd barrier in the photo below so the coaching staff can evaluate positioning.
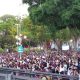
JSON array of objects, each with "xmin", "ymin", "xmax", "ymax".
[{"xmin": 0, "ymin": 67, "xmax": 79, "ymax": 80}]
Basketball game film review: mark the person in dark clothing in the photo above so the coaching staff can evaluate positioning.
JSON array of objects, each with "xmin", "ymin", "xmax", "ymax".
[
  {"xmin": 60, "ymin": 78, "xmax": 70, "ymax": 80},
  {"xmin": 78, "ymin": 57, "xmax": 80, "ymax": 74}
]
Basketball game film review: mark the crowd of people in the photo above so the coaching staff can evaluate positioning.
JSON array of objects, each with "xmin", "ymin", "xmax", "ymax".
[{"xmin": 0, "ymin": 49, "xmax": 80, "ymax": 77}]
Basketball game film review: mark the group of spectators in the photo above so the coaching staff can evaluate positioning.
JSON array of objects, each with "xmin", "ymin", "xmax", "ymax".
[{"xmin": 0, "ymin": 49, "xmax": 80, "ymax": 77}]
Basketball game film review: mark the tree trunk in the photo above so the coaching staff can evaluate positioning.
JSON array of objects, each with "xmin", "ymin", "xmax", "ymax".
[
  {"xmin": 73, "ymin": 38, "xmax": 77, "ymax": 51},
  {"xmin": 55, "ymin": 39, "xmax": 62, "ymax": 53}
]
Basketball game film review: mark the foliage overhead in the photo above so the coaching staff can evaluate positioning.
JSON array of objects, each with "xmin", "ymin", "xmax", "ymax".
[
  {"xmin": 0, "ymin": 15, "xmax": 17, "ymax": 35},
  {"xmin": 22, "ymin": 17, "xmax": 52, "ymax": 43},
  {"xmin": 23, "ymin": 0, "xmax": 80, "ymax": 30},
  {"xmin": 0, "ymin": 15, "xmax": 17, "ymax": 49}
]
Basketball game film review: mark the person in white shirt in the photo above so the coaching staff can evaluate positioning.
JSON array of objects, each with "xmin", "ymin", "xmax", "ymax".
[{"xmin": 59, "ymin": 64, "xmax": 65, "ymax": 74}]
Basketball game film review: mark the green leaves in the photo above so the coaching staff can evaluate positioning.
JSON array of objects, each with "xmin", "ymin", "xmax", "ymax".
[
  {"xmin": 22, "ymin": 17, "xmax": 52, "ymax": 43},
  {"xmin": 55, "ymin": 27, "xmax": 71, "ymax": 41},
  {"xmin": 0, "ymin": 15, "xmax": 17, "ymax": 49},
  {"xmin": 23, "ymin": 0, "xmax": 80, "ymax": 29}
]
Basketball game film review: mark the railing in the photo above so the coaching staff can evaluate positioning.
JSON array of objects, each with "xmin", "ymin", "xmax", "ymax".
[{"xmin": 0, "ymin": 67, "xmax": 79, "ymax": 80}]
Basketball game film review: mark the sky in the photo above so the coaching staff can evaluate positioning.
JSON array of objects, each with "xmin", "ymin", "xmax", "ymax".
[{"xmin": 0, "ymin": 0, "xmax": 29, "ymax": 17}]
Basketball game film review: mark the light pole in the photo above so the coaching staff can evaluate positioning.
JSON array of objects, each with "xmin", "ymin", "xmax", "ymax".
[
  {"xmin": 15, "ymin": 34, "xmax": 27, "ymax": 59},
  {"xmin": 15, "ymin": 16, "xmax": 22, "ymax": 59},
  {"xmin": 15, "ymin": 12, "xmax": 27, "ymax": 59},
  {"xmin": 15, "ymin": 22, "xmax": 27, "ymax": 58}
]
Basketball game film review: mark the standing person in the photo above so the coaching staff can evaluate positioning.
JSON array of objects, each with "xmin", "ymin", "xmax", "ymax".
[
  {"xmin": 59, "ymin": 64, "xmax": 65, "ymax": 74},
  {"xmin": 67, "ymin": 67, "xmax": 72, "ymax": 76},
  {"xmin": 55, "ymin": 66, "xmax": 60, "ymax": 74},
  {"xmin": 78, "ymin": 55, "xmax": 80, "ymax": 73}
]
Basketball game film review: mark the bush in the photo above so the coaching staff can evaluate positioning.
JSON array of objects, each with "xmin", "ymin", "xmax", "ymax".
[
  {"xmin": 0, "ymin": 48, "xmax": 4, "ymax": 53},
  {"xmin": 24, "ymin": 48, "xmax": 30, "ymax": 53}
]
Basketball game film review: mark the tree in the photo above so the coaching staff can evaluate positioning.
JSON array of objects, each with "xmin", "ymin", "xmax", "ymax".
[
  {"xmin": 22, "ymin": 17, "xmax": 52, "ymax": 47},
  {"xmin": 55, "ymin": 27, "xmax": 71, "ymax": 51},
  {"xmin": 55, "ymin": 27, "xmax": 71, "ymax": 41},
  {"xmin": 23, "ymin": 0, "xmax": 80, "ymax": 50},
  {"xmin": 0, "ymin": 15, "xmax": 17, "ymax": 35},
  {"xmin": 23, "ymin": 0, "xmax": 80, "ymax": 32},
  {"xmin": 0, "ymin": 15, "xmax": 17, "ymax": 49}
]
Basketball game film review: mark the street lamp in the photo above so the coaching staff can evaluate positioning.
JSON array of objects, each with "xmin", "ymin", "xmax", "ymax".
[
  {"xmin": 70, "ymin": 39, "xmax": 73, "ymax": 43},
  {"xmin": 15, "ymin": 15, "xmax": 27, "ymax": 59},
  {"xmin": 15, "ymin": 33, "xmax": 27, "ymax": 59},
  {"xmin": 23, "ymin": 35, "xmax": 27, "ymax": 39},
  {"xmin": 69, "ymin": 39, "xmax": 73, "ymax": 50}
]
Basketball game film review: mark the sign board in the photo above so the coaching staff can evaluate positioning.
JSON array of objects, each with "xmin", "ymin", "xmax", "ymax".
[
  {"xmin": 62, "ymin": 44, "xmax": 69, "ymax": 51},
  {"xmin": 17, "ymin": 45, "xmax": 24, "ymax": 53}
]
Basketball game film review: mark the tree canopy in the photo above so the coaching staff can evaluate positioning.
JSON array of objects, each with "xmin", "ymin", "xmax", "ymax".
[
  {"xmin": 22, "ymin": 17, "xmax": 51, "ymax": 43},
  {"xmin": 23, "ymin": 0, "xmax": 80, "ymax": 30},
  {"xmin": 0, "ymin": 15, "xmax": 17, "ymax": 49}
]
